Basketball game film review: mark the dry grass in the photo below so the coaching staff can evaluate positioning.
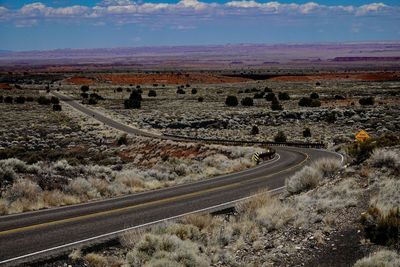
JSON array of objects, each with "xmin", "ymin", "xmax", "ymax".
[
  {"xmin": 286, "ymin": 166, "xmax": 322, "ymax": 194},
  {"xmin": 353, "ymin": 249, "xmax": 400, "ymax": 267},
  {"xmin": 181, "ymin": 213, "xmax": 213, "ymax": 230},
  {"xmin": 84, "ymin": 253, "xmax": 109, "ymax": 267},
  {"xmin": 368, "ymin": 148, "xmax": 400, "ymax": 170},
  {"xmin": 286, "ymin": 157, "xmax": 342, "ymax": 195}
]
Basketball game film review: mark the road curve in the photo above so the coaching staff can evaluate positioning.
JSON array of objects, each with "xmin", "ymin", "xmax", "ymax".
[{"xmin": 0, "ymin": 93, "xmax": 343, "ymax": 266}]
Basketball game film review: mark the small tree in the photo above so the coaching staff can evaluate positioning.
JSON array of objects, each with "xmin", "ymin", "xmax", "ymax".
[
  {"xmin": 117, "ymin": 134, "xmax": 128, "ymax": 146},
  {"xmin": 298, "ymin": 97, "xmax": 321, "ymax": 107},
  {"xmin": 0, "ymin": 95, "xmax": 3, "ymax": 103},
  {"xmin": 254, "ymin": 92, "xmax": 264, "ymax": 99},
  {"xmin": 116, "ymin": 87, "xmax": 123, "ymax": 92},
  {"xmin": 225, "ymin": 95, "xmax": 238, "ymax": 107},
  {"xmin": 148, "ymin": 90, "xmax": 157, "ymax": 97},
  {"xmin": 264, "ymin": 87, "xmax": 272, "ymax": 93},
  {"xmin": 278, "ymin": 92, "xmax": 290, "ymax": 100},
  {"xmin": 88, "ymin": 98, "xmax": 98, "ymax": 105},
  {"xmin": 303, "ymin": 127, "xmax": 311, "ymax": 138},
  {"xmin": 52, "ymin": 104, "xmax": 62, "ymax": 111},
  {"xmin": 274, "ymin": 131, "xmax": 287, "ymax": 143},
  {"xmin": 265, "ymin": 92, "xmax": 275, "ymax": 101},
  {"xmin": 81, "ymin": 92, "xmax": 89, "ymax": 99},
  {"xmin": 191, "ymin": 88, "xmax": 197, "ymax": 94},
  {"xmin": 241, "ymin": 97, "xmax": 254, "ymax": 106},
  {"xmin": 251, "ymin": 125, "xmax": 259, "ymax": 135},
  {"xmin": 198, "ymin": 97, "xmax": 204, "ymax": 102},
  {"xmin": 80, "ymin": 85, "xmax": 89, "ymax": 93},
  {"xmin": 26, "ymin": 96, "xmax": 34, "ymax": 102},
  {"xmin": 4, "ymin": 96, "xmax": 13, "ymax": 103},
  {"xmin": 310, "ymin": 92, "xmax": 319, "ymax": 99},
  {"xmin": 326, "ymin": 112, "xmax": 336, "ymax": 123},
  {"xmin": 271, "ymin": 97, "xmax": 283, "ymax": 110},
  {"xmin": 37, "ymin": 96, "xmax": 51, "ymax": 105},
  {"xmin": 50, "ymin": 96, "xmax": 59, "ymax": 104},
  {"xmin": 14, "ymin": 96, "xmax": 26, "ymax": 104},
  {"xmin": 177, "ymin": 88, "xmax": 186, "ymax": 94}
]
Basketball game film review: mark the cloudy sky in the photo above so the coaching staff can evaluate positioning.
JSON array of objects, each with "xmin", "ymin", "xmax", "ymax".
[{"xmin": 0, "ymin": 1, "xmax": 399, "ymax": 51}]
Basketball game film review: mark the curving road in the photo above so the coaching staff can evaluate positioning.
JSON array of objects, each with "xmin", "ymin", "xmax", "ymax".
[{"xmin": 0, "ymin": 93, "xmax": 343, "ymax": 266}]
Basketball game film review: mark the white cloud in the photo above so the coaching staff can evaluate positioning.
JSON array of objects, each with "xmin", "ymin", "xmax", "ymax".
[
  {"xmin": 356, "ymin": 3, "xmax": 387, "ymax": 16},
  {"xmin": 3, "ymin": 1, "xmax": 398, "ymax": 26}
]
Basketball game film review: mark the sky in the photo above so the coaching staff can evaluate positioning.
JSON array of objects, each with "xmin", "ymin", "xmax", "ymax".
[{"xmin": 0, "ymin": 1, "xmax": 399, "ymax": 51}]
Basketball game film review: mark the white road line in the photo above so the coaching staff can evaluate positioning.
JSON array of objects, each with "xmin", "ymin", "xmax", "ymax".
[{"xmin": 0, "ymin": 186, "xmax": 286, "ymax": 265}]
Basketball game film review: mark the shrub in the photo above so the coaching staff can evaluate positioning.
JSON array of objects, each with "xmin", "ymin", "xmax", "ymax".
[
  {"xmin": 80, "ymin": 85, "xmax": 89, "ymax": 92},
  {"xmin": 197, "ymin": 97, "xmax": 204, "ymax": 102},
  {"xmin": 88, "ymin": 98, "xmax": 98, "ymax": 105},
  {"xmin": 225, "ymin": 95, "xmax": 238, "ymax": 107},
  {"xmin": 353, "ymin": 250, "xmax": 400, "ymax": 267},
  {"xmin": 90, "ymin": 93, "xmax": 105, "ymax": 100},
  {"xmin": 334, "ymin": 95, "xmax": 345, "ymax": 100},
  {"xmin": 6, "ymin": 178, "xmax": 42, "ymax": 202},
  {"xmin": 310, "ymin": 92, "xmax": 319, "ymax": 99},
  {"xmin": 265, "ymin": 92, "xmax": 275, "ymax": 101},
  {"xmin": 14, "ymin": 96, "xmax": 26, "ymax": 104},
  {"xmin": 271, "ymin": 97, "xmax": 283, "ymax": 110},
  {"xmin": 0, "ymin": 95, "xmax": 3, "ymax": 103},
  {"xmin": 37, "ymin": 96, "xmax": 51, "ymax": 105},
  {"xmin": 4, "ymin": 96, "xmax": 13, "ymax": 103},
  {"xmin": 361, "ymin": 207, "xmax": 399, "ymax": 247},
  {"xmin": 177, "ymin": 88, "xmax": 186, "ymax": 94},
  {"xmin": 50, "ymin": 96, "xmax": 59, "ymax": 104},
  {"xmin": 26, "ymin": 96, "xmax": 34, "ymax": 102},
  {"xmin": 117, "ymin": 134, "xmax": 128, "ymax": 146},
  {"xmin": 81, "ymin": 92, "xmax": 89, "ymax": 99},
  {"xmin": 359, "ymin": 97, "xmax": 375, "ymax": 106},
  {"xmin": 129, "ymin": 90, "xmax": 142, "ymax": 101},
  {"xmin": 303, "ymin": 127, "xmax": 311, "ymax": 137},
  {"xmin": 148, "ymin": 90, "xmax": 157, "ymax": 97},
  {"xmin": 251, "ymin": 125, "xmax": 259, "ymax": 135},
  {"xmin": 52, "ymin": 104, "xmax": 62, "ymax": 111},
  {"xmin": 298, "ymin": 97, "xmax": 321, "ymax": 107},
  {"xmin": 274, "ymin": 131, "xmax": 287, "ymax": 142},
  {"xmin": 347, "ymin": 134, "xmax": 400, "ymax": 163},
  {"xmin": 253, "ymin": 92, "xmax": 264, "ymax": 99},
  {"xmin": 264, "ymin": 87, "xmax": 272, "ymax": 93},
  {"xmin": 116, "ymin": 87, "xmax": 123, "ymax": 92},
  {"xmin": 241, "ymin": 97, "xmax": 253, "ymax": 106},
  {"xmin": 278, "ymin": 92, "xmax": 290, "ymax": 100},
  {"xmin": 124, "ymin": 99, "xmax": 141, "ymax": 109},
  {"xmin": 326, "ymin": 112, "xmax": 336, "ymax": 123},
  {"xmin": 311, "ymin": 158, "xmax": 342, "ymax": 177},
  {"xmin": 191, "ymin": 88, "xmax": 197, "ymax": 94},
  {"xmin": 286, "ymin": 166, "xmax": 322, "ymax": 194}
]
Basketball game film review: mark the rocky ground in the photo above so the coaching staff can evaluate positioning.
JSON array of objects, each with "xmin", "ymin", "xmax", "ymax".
[{"xmin": 58, "ymin": 78, "xmax": 400, "ymax": 146}]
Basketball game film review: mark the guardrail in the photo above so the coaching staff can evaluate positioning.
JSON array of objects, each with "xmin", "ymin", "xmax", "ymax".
[{"xmin": 162, "ymin": 134, "xmax": 326, "ymax": 149}]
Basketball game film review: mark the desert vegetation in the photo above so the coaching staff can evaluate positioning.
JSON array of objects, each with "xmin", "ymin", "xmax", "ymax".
[{"xmin": 66, "ymin": 137, "xmax": 400, "ymax": 267}]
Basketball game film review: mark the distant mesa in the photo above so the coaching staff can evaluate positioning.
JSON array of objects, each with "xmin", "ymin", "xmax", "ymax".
[{"xmin": 332, "ymin": 57, "xmax": 400, "ymax": 62}]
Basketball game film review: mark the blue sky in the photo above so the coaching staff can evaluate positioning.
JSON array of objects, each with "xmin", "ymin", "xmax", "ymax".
[{"xmin": 0, "ymin": 1, "xmax": 399, "ymax": 51}]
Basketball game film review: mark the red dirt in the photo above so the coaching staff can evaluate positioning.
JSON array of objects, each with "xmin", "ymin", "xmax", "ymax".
[
  {"xmin": 99, "ymin": 73, "xmax": 250, "ymax": 85},
  {"xmin": 0, "ymin": 83, "xmax": 12, "ymax": 90},
  {"xmin": 269, "ymin": 72, "xmax": 400, "ymax": 82},
  {"xmin": 65, "ymin": 76, "xmax": 95, "ymax": 85}
]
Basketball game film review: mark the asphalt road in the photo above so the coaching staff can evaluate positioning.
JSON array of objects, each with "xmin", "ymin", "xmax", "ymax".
[{"xmin": 0, "ymin": 93, "xmax": 343, "ymax": 265}]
